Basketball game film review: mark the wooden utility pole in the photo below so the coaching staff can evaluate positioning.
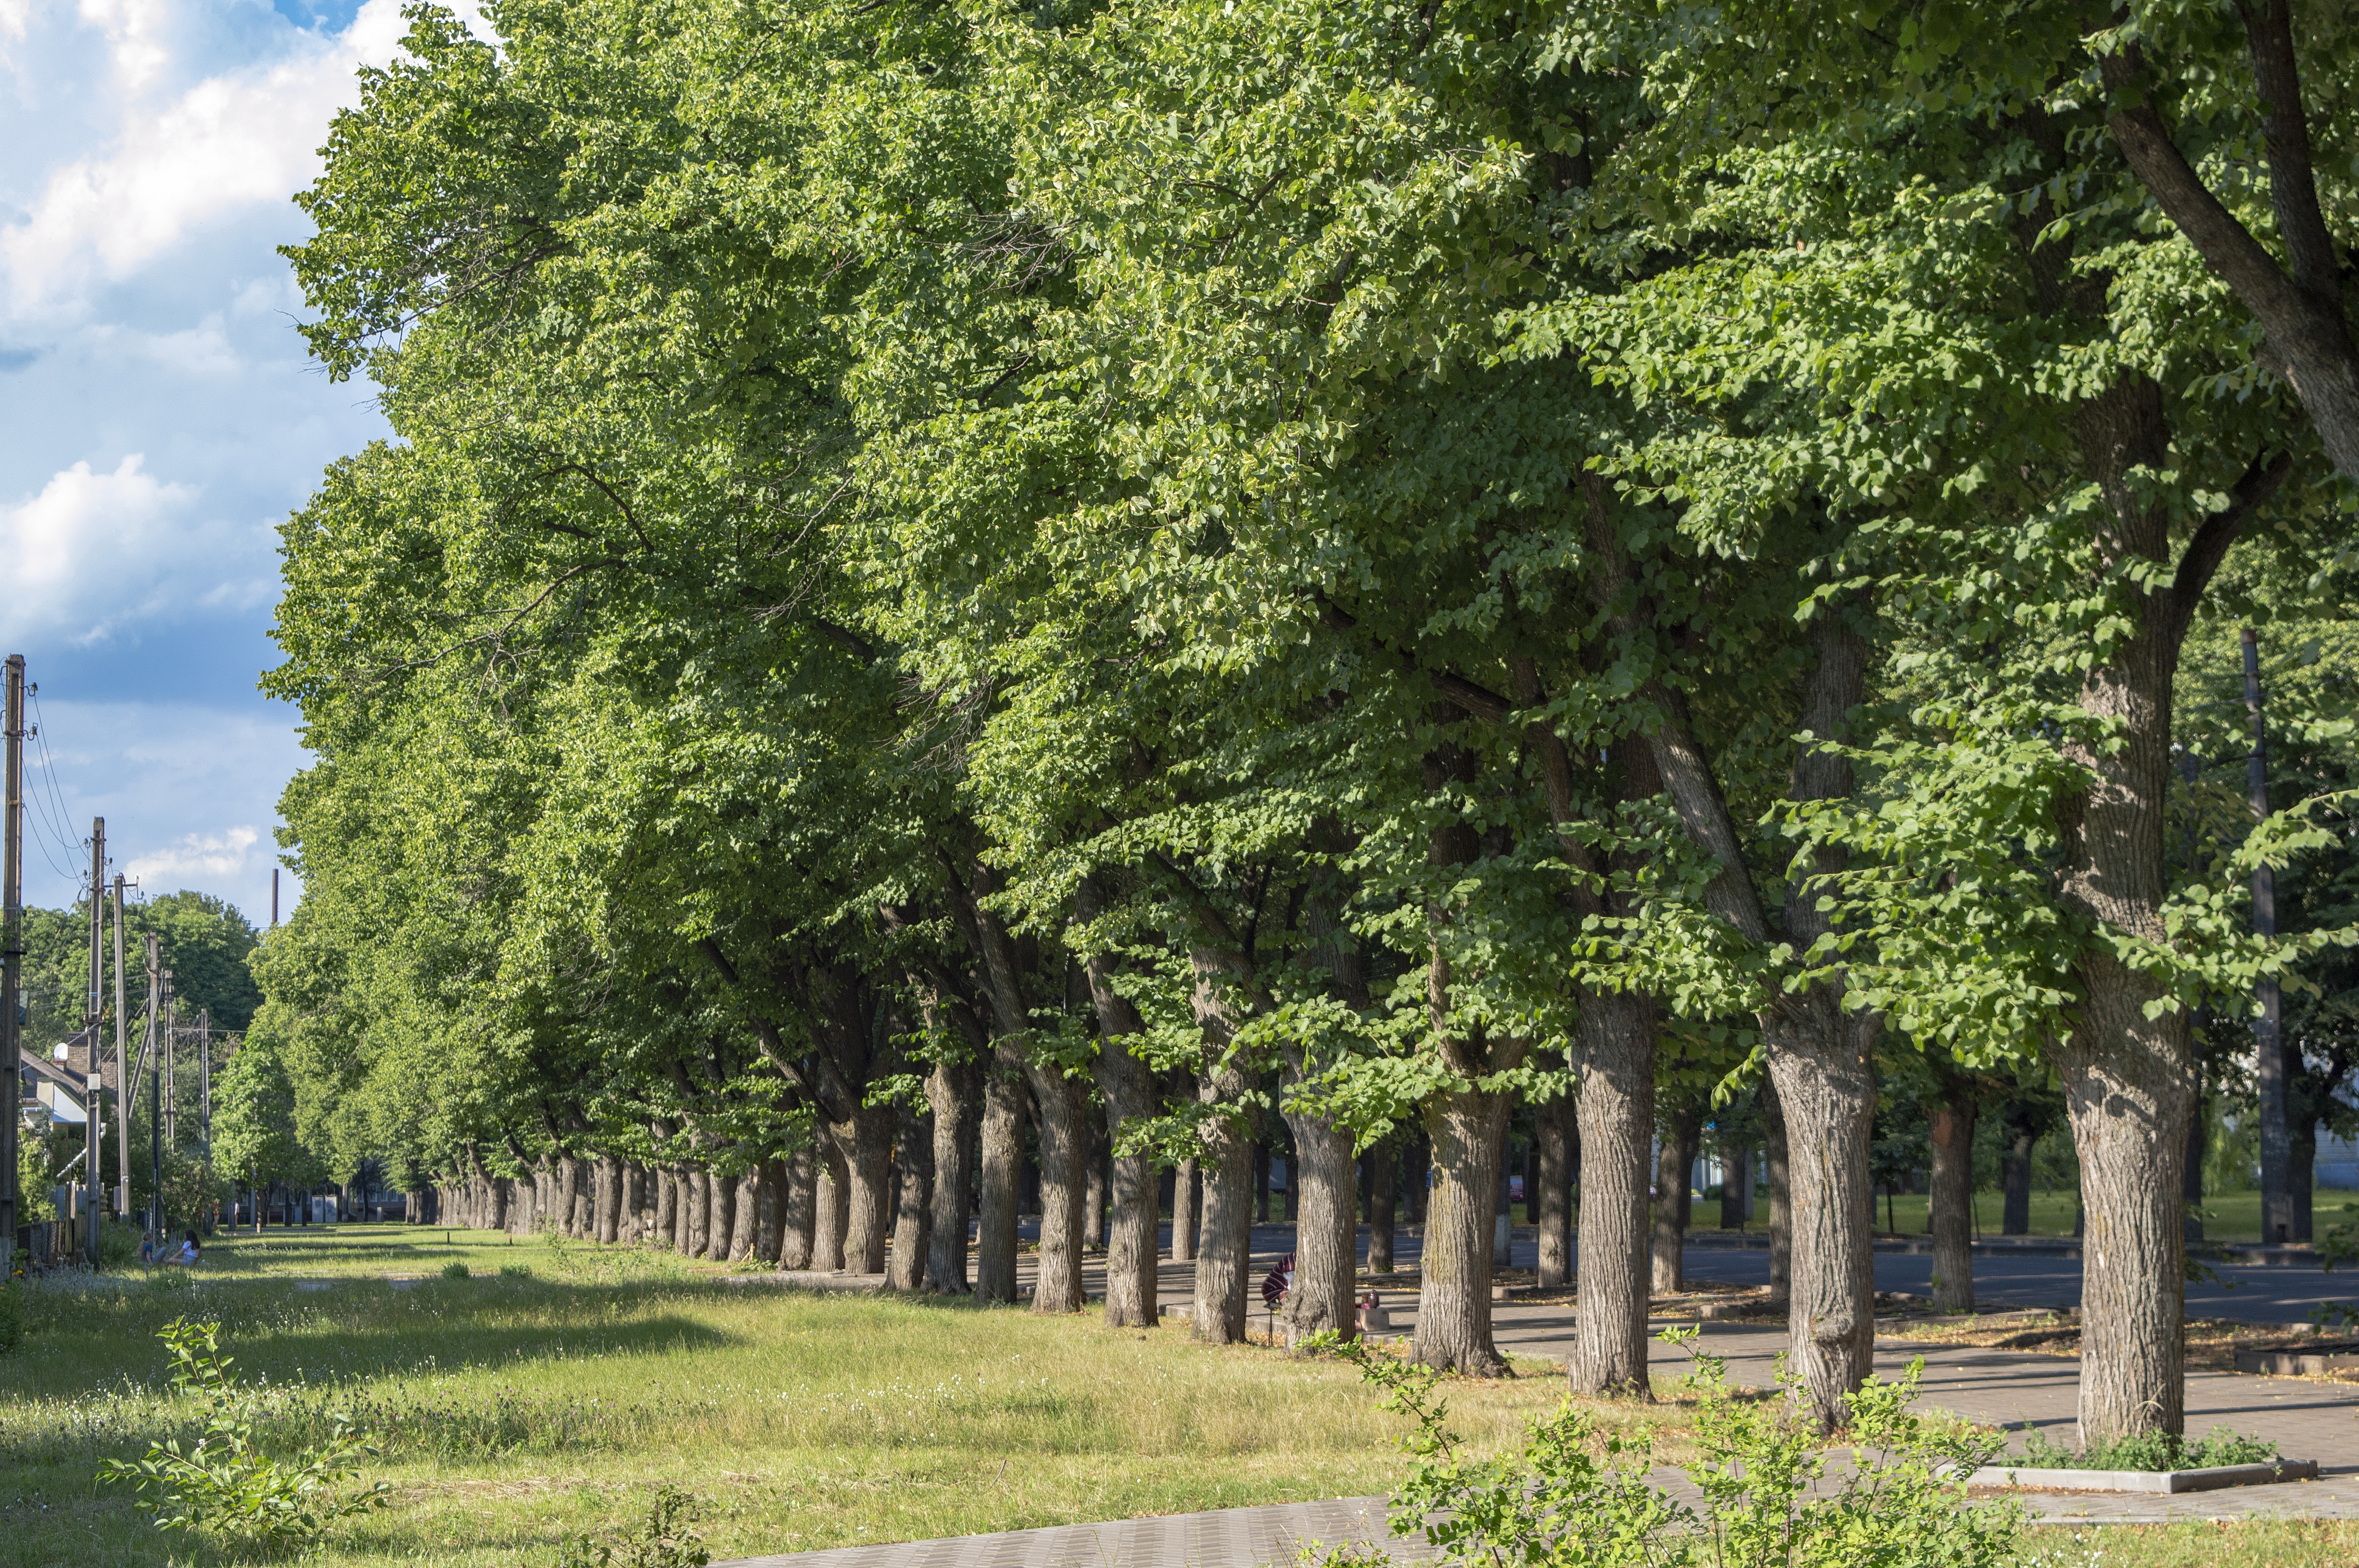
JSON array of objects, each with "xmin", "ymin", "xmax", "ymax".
[
  {"xmin": 85, "ymin": 819, "xmax": 104, "ymax": 1255},
  {"xmin": 156, "ymin": 968, "xmax": 173, "ymax": 1238},
  {"xmin": 113, "ymin": 874, "xmax": 129, "ymax": 1220},
  {"xmin": 199, "ymin": 1007, "xmax": 211, "ymax": 1159},
  {"xmin": 2244, "ymin": 628, "xmax": 2291, "ymax": 1245},
  {"xmin": 0, "ymin": 655, "xmax": 22, "ymax": 1249},
  {"xmin": 142, "ymin": 935, "xmax": 160, "ymax": 1237}
]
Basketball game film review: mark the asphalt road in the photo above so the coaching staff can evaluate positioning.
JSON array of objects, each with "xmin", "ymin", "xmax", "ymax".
[{"xmin": 1252, "ymin": 1220, "xmax": 2357, "ymax": 1325}]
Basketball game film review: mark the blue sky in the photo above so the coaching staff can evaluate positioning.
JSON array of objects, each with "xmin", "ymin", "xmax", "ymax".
[{"xmin": 0, "ymin": 0, "xmax": 419, "ymax": 923}]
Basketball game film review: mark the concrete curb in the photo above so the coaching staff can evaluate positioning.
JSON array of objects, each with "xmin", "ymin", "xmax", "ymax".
[{"xmin": 1969, "ymin": 1460, "xmax": 2320, "ymax": 1494}]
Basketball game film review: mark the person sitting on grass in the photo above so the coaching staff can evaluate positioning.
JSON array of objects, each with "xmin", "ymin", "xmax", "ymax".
[{"xmin": 171, "ymin": 1231, "xmax": 200, "ymax": 1268}]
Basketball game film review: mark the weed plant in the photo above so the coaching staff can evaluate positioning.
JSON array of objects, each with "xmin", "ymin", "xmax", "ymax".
[{"xmin": 2012, "ymin": 1427, "xmax": 2279, "ymax": 1472}]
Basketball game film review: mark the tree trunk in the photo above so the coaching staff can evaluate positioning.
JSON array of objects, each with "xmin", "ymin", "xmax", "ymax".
[
  {"xmin": 925, "ymin": 1055, "xmax": 976, "ymax": 1293},
  {"xmin": 778, "ymin": 1146, "xmax": 815, "ymax": 1271},
  {"xmin": 756, "ymin": 1158, "xmax": 783, "ymax": 1264},
  {"xmin": 1171, "ymin": 1157, "xmax": 1199, "ymax": 1262},
  {"xmin": 836, "ymin": 1105, "xmax": 896, "ymax": 1274},
  {"xmin": 598, "ymin": 1156, "xmax": 623, "ymax": 1246},
  {"xmin": 1190, "ymin": 1044, "xmax": 1262, "ymax": 1344},
  {"xmin": 1719, "ymin": 1143, "xmax": 1751, "ymax": 1230},
  {"xmin": 1537, "ymin": 1093, "xmax": 1572, "ymax": 1289},
  {"xmin": 654, "ymin": 1169, "xmax": 676, "ymax": 1249},
  {"xmin": 1928, "ymin": 1097, "xmax": 1977, "ymax": 1313},
  {"xmin": 1254, "ymin": 1142, "xmax": 1271, "ymax": 1224},
  {"xmin": 2002, "ymin": 1122, "xmax": 2035, "ymax": 1236},
  {"xmin": 2182, "ymin": 1072, "xmax": 2207, "ymax": 1243},
  {"xmin": 1572, "ymin": 987, "xmax": 1655, "ymax": 1397},
  {"xmin": 1083, "ymin": 1131, "xmax": 1108, "ymax": 1254},
  {"xmin": 1763, "ymin": 1078, "xmax": 1792, "ymax": 1301},
  {"xmin": 1281, "ymin": 1092, "xmax": 1360, "ymax": 1345},
  {"xmin": 2291, "ymin": 1116, "xmax": 2315, "ymax": 1244},
  {"xmin": 1652, "ymin": 1105, "xmax": 1699, "ymax": 1294},
  {"xmin": 703, "ymin": 1168, "xmax": 731, "ymax": 1259},
  {"xmin": 1767, "ymin": 1002, "xmax": 1879, "ymax": 1434},
  {"xmin": 1367, "ymin": 1138, "xmax": 1397, "ymax": 1276},
  {"xmin": 729, "ymin": 1169, "xmax": 760, "ymax": 1262},
  {"xmin": 887, "ymin": 1102, "xmax": 932, "ymax": 1290},
  {"xmin": 1404, "ymin": 1137, "xmax": 1429, "ymax": 1223},
  {"xmin": 1025, "ymin": 1064, "xmax": 1088, "ymax": 1314},
  {"xmin": 683, "ymin": 1168, "xmax": 710, "ymax": 1258},
  {"xmin": 1415, "ymin": 1083, "xmax": 1510, "ymax": 1375},
  {"xmin": 812, "ymin": 1139, "xmax": 848, "ymax": 1272},
  {"xmin": 974, "ymin": 1043, "xmax": 1027, "ymax": 1303},
  {"xmin": 1081, "ymin": 915, "xmax": 1164, "ymax": 1326}
]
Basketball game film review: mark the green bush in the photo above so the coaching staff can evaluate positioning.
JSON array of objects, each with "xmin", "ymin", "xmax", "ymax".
[
  {"xmin": 0, "ymin": 1279, "xmax": 23, "ymax": 1355},
  {"xmin": 1326, "ymin": 1327, "xmax": 2018, "ymax": 1568},
  {"xmin": 441, "ymin": 1261, "xmax": 471, "ymax": 1279},
  {"xmin": 96, "ymin": 1316, "xmax": 392, "ymax": 1548},
  {"xmin": 498, "ymin": 1263, "xmax": 533, "ymax": 1278}
]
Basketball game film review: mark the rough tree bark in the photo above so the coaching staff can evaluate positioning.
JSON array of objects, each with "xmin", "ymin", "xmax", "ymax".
[
  {"xmin": 683, "ymin": 1168, "xmax": 709, "ymax": 1258},
  {"xmin": 1078, "ymin": 877, "xmax": 1163, "ymax": 1327},
  {"xmin": 1283, "ymin": 1092, "xmax": 1360, "ymax": 1345},
  {"xmin": 1536, "ymin": 1090, "xmax": 1572, "ymax": 1289},
  {"xmin": 1171, "ymin": 1157, "xmax": 1199, "ymax": 1263},
  {"xmin": 1927, "ymin": 1096, "xmax": 1978, "ymax": 1313},
  {"xmin": 1025, "ymin": 1065, "xmax": 1089, "ymax": 1314},
  {"xmin": 925, "ymin": 1054, "xmax": 977, "ymax": 1293},
  {"xmin": 812, "ymin": 1139, "xmax": 848, "ymax": 1272},
  {"xmin": 1192, "ymin": 1054, "xmax": 1260, "ymax": 1343},
  {"xmin": 974, "ymin": 1042, "xmax": 1027, "ymax": 1303},
  {"xmin": 654, "ymin": 1169, "xmax": 677, "ymax": 1249},
  {"xmin": 778, "ymin": 1145, "xmax": 815, "ymax": 1271},
  {"xmin": 1367, "ymin": 1138, "xmax": 1397, "ymax": 1276},
  {"xmin": 730, "ymin": 1169, "xmax": 760, "ymax": 1263},
  {"xmin": 887, "ymin": 1101, "xmax": 932, "ymax": 1290},
  {"xmin": 1652, "ymin": 1103, "xmax": 1701, "ymax": 1294},
  {"xmin": 1572, "ymin": 987, "xmax": 1656, "ymax": 1397},
  {"xmin": 1764, "ymin": 1083, "xmax": 1792, "ymax": 1296},
  {"xmin": 756, "ymin": 1158, "xmax": 783, "ymax": 1265}
]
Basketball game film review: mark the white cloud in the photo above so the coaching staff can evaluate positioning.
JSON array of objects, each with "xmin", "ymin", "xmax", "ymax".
[
  {"xmin": 126, "ymin": 823, "xmax": 259, "ymax": 884},
  {"xmin": 1, "ymin": 0, "xmax": 415, "ymax": 319},
  {"xmin": 0, "ymin": 454, "xmax": 282, "ymax": 644}
]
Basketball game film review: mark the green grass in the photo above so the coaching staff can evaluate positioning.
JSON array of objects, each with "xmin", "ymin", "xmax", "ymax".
[
  {"xmin": 0, "ymin": 1226, "xmax": 1585, "ymax": 1566},
  {"xmin": 1, "ymin": 1225, "xmax": 2344, "ymax": 1567}
]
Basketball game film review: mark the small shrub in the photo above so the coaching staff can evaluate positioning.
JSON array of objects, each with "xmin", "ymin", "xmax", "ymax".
[
  {"xmin": 499, "ymin": 1263, "xmax": 533, "ymax": 1279},
  {"xmin": 556, "ymin": 1485, "xmax": 710, "ymax": 1568},
  {"xmin": 1296, "ymin": 1540, "xmax": 1392, "ymax": 1567},
  {"xmin": 1326, "ymin": 1325, "xmax": 2018, "ymax": 1568},
  {"xmin": 2015, "ymin": 1427, "xmax": 2277, "ymax": 1471},
  {"xmin": 97, "ymin": 1316, "xmax": 392, "ymax": 1548},
  {"xmin": 441, "ymin": 1261, "xmax": 471, "ymax": 1279}
]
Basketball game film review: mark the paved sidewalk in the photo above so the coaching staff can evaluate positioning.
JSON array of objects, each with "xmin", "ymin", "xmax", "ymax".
[{"xmin": 719, "ymin": 1496, "xmax": 1428, "ymax": 1568}]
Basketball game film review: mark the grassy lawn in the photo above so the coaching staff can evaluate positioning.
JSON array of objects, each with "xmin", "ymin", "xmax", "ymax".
[
  {"xmin": 2, "ymin": 1224, "xmax": 2349, "ymax": 1566},
  {"xmin": 0, "ymin": 1226, "xmax": 1593, "ymax": 1566}
]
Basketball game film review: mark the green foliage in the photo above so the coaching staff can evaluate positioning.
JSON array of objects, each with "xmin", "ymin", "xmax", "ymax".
[
  {"xmin": 440, "ymin": 1261, "xmax": 470, "ymax": 1279},
  {"xmin": 96, "ymin": 1316, "xmax": 392, "ymax": 1547},
  {"xmin": 1328, "ymin": 1327, "xmax": 2017, "ymax": 1567},
  {"xmin": 2015, "ymin": 1428, "xmax": 2278, "ymax": 1473},
  {"xmin": 554, "ymin": 1486, "xmax": 711, "ymax": 1568}
]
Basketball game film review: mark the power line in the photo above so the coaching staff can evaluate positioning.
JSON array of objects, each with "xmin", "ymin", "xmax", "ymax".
[{"xmin": 23, "ymin": 687, "xmax": 92, "ymax": 887}]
